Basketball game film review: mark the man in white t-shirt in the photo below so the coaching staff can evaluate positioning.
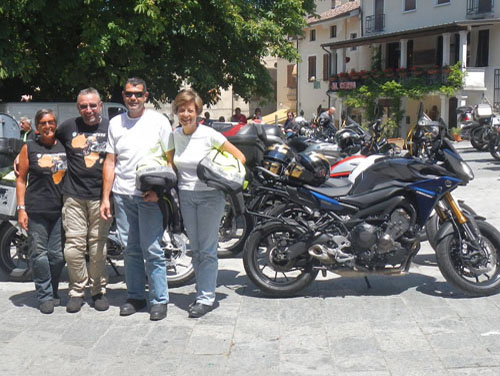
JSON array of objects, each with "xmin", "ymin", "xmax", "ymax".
[{"xmin": 100, "ymin": 77, "xmax": 171, "ymax": 321}]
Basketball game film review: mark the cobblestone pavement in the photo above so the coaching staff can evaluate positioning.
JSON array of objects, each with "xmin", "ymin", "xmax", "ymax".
[{"xmin": 2, "ymin": 141, "xmax": 500, "ymax": 375}]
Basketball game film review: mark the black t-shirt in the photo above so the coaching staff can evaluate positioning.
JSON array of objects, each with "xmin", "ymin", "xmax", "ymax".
[
  {"xmin": 56, "ymin": 117, "xmax": 109, "ymax": 200},
  {"xmin": 26, "ymin": 139, "xmax": 67, "ymax": 215}
]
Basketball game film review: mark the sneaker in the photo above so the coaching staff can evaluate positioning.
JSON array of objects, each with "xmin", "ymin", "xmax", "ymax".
[
  {"xmin": 119, "ymin": 299, "xmax": 147, "ymax": 316},
  {"xmin": 66, "ymin": 297, "xmax": 84, "ymax": 313},
  {"xmin": 92, "ymin": 294, "xmax": 109, "ymax": 311},
  {"xmin": 150, "ymin": 303, "xmax": 168, "ymax": 321},
  {"xmin": 40, "ymin": 300, "xmax": 54, "ymax": 314},
  {"xmin": 188, "ymin": 302, "xmax": 213, "ymax": 318}
]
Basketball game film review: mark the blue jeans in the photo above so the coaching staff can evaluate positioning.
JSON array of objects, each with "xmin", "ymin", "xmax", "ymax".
[
  {"xmin": 113, "ymin": 194, "xmax": 168, "ymax": 305},
  {"xmin": 28, "ymin": 213, "xmax": 65, "ymax": 303},
  {"xmin": 179, "ymin": 189, "xmax": 225, "ymax": 306}
]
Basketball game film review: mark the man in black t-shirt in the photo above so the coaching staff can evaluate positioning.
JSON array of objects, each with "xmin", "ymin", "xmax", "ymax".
[{"xmin": 58, "ymin": 88, "xmax": 112, "ymax": 314}]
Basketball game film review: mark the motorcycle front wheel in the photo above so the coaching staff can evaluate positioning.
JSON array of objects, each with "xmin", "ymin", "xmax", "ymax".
[
  {"xmin": 0, "ymin": 223, "xmax": 31, "ymax": 281},
  {"xmin": 243, "ymin": 221, "xmax": 318, "ymax": 296},
  {"xmin": 436, "ymin": 220, "xmax": 500, "ymax": 296},
  {"xmin": 425, "ymin": 201, "xmax": 476, "ymax": 251},
  {"xmin": 489, "ymin": 137, "xmax": 500, "ymax": 161}
]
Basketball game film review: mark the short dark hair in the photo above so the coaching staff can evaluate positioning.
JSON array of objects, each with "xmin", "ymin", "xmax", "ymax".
[
  {"xmin": 125, "ymin": 77, "xmax": 147, "ymax": 92},
  {"xmin": 34, "ymin": 109, "xmax": 57, "ymax": 128}
]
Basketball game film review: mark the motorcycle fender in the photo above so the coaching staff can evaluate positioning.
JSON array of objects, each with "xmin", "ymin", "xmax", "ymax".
[
  {"xmin": 434, "ymin": 213, "xmax": 483, "ymax": 245},
  {"xmin": 434, "ymin": 221, "xmax": 454, "ymax": 246}
]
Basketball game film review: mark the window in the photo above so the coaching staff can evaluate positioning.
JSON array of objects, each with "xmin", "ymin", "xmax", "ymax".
[
  {"xmin": 476, "ymin": 29, "xmax": 489, "ymax": 67},
  {"xmin": 404, "ymin": 0, "xmax": 416, "ymax": 11},
  {"xmin": 436, "ymin": 0, "xmax": 449, "ymax": 4},
  {"xmin": 287, "ymin": 64, "xmax": 297, "ymax": 88},
  {"xmin": 331, "ymin": 0, "xmax": 336, "ymax": 8},
  {"xmin": 308, "ymin": 56, "xmax": 316, "ymax": 81},
  {"xmin": 310, "ymin": 29, "xmax": 316, "ymax": 41},
  {"xmin": 350, "ymin": 33, "xmax": 357, "ymax": 51},
  {"xmin": 330, "ymin": 25, "xmax": 337, "ymax": 38},
  {"xmin": 323, "ymin": 54, "xmax": 332, "ymax": 81}
]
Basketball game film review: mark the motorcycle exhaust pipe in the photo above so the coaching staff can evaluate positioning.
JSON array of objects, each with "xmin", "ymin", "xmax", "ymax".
[{"xmin": 308, "ymin": 244, "xmax": 334, "ymax": 264}]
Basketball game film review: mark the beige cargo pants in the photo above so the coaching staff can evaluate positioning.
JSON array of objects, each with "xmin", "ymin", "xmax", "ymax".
[{"xmin": 62, "ymin": 196, "xmax": 112, "ymax": 298}]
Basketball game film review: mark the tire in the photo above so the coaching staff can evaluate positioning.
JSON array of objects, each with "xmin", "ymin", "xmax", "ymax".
[
  {"xmin": 164, "ymin": 232, "xmax": 195, "ymax": 287},
  {"xmin": 489, "ymin": 138, "xmax": 500, "ymax": 161},
  {"xmin": 436, "ymin": 220, "xmax": 500, "ymax": 296},
  {"xmin": 218, "ymin": 207, "xmax": 254, "ymax": 258},
  {"xmin": 426, "ymin": 202, "xmax": 476, "ymax": 251},
  {"xmin": 0, "ymin": 223, "xmax": 31, "ymax": 281},
  {"xmin": 470, "ymin": 127, "xmax": 488, "ymax": 151},
  {"xmin": 243, "ymin": 221, "xmax": 318, "ymax": 296}
]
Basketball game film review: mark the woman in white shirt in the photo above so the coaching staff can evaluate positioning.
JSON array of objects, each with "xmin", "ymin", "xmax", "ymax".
[{"xmin": 167, "ymin": 89, "xmax": 245, "ymax": 318}]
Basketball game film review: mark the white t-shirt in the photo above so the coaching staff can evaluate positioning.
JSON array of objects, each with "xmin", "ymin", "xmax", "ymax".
[
  {"xmin": 167, "ymin": 124, "xmax": 227, "ymax": 191},
  {"xmin": 106, "ymin": 109, "xmax": 172, "ymax": 196}
]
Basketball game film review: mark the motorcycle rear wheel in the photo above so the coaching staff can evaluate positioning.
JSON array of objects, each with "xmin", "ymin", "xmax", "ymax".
[
  {"xmin": 243, "ymin": 221, "xmax": 318, "ymax": 296},
  {"xmin": 164, "ymin": 232, "xmax": 195, "ymax": 287},
  {"xmin": 436, "ymin": 220, "xmax": 500, "ymax": 296},
  {"xmin": 470, "ymin": 127, "xmax": 489, "ymax": 151},
  {"xmin": 489, "ymin": 138, "xmax": 500, "ymax": 161},
  {"xmin": 0, "ymin": 223, "xmax": 31, "ymax": 281}
]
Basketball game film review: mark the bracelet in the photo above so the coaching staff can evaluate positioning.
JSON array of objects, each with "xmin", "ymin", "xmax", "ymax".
[{"xmin": 16, "ymin": 205, "xmax": 26, "ymax": 211}]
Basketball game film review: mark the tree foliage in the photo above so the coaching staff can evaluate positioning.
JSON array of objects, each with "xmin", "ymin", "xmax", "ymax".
[{"xmin": 0, "ymin": 0, "xmax": 315, "ymax": 104}]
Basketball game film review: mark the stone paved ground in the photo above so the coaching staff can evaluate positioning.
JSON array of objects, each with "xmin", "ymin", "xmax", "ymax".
[{"xmin": 1, "ymin": 141, "xmax": 500, "ymax": 375}]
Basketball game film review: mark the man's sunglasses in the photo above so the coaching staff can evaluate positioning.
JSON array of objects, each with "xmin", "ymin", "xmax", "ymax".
[{"xmin": 124, "ymin": 91, "xmax": 145, "ymax": 98}]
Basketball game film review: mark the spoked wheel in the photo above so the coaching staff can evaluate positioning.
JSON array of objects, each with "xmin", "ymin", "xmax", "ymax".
[
  {"xmin": 243, "ymin": 221, "xmax": 318, "ymax": 296},
  {"xmin": 489, "ymin": 138, "xmax": 500, "ymax": 161},
  {"xmin": 218, "ymin": 201, "xmax": 254, "ymax": 258},
  {"xmin": 436, "ymin": 220, "xmax": 500, "ymax": 296},
  {"xmin": 0, "ymin": 223, "xmax": 31, "ymax": 281},
  {"xmin": 163, "ymin": 232, "xmax": 195, "ymax": 287}
]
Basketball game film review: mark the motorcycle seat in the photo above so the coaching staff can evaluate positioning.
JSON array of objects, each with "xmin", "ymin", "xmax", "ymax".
[{"xmin": 304, "ymin": 178, "xmax": 352, "ymax": 198}]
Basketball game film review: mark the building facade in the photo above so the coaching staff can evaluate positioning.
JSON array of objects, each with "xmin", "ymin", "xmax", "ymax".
[{"xmin": 280, "ymin": 0, "xmax": 500, "ymax": 135}]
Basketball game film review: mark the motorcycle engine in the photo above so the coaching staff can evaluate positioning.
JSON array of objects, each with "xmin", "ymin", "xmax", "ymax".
[{"xmin": 350, "ymin": 208, "xmax": 412, "ymax": 255}]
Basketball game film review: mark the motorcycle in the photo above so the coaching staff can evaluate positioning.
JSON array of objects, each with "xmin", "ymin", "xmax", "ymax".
[
  {"xmin": 488, "ymin": 115, "xmax": 500, "ymax": 160},
  {"xmin": 242, "ymin": 110, "xmax": 500, "ymax": 297}
]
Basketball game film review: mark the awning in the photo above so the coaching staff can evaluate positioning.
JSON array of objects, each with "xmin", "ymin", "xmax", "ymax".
[
  {"xmin": 262, "ymin": 109, "xmax": 291, "ymax": 125},
  {"xmin": 321, "ymin": 18, "xmax": 500, "ymax": 50}
]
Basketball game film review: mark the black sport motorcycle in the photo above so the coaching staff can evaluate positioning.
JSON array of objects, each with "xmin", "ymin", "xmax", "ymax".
[{"xmin": 243, "ymin": 123, "xmax": 500, "ymax": 297}]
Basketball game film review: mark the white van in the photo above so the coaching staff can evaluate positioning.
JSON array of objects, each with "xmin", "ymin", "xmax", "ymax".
[{"xmin": 0, "ymin": 102, "xmax": 127, "ymax": 124}]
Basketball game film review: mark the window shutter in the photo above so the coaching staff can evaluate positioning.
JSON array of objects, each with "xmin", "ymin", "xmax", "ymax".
[
  {"xmin": 308, "ymin": 56, "xmax": 316, "ymax": 80},
  {"xmin": 323, "ymin": 54, "xmax": 331, "ymax": 81}
]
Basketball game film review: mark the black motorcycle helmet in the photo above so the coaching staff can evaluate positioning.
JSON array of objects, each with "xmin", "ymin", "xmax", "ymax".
[
  {"xmin": 336, "ymin": 128, "xmax": 362, "ymax": 154},
  {"xmin": 263, "ymin": 143, "xmax": 294, "ymax": 175},
  {"xmin": 285, "ymin": 151, "xmax": 330, "ymax": 186}
]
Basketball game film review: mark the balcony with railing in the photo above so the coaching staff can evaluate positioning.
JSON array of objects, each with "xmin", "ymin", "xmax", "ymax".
[
  {"xmin": 467, "ymin": 0, "xmax": 494, "ymax": 18},
  {"xmin": 365, "ymin": 14, "xmax": 385, "ymax": 33}
]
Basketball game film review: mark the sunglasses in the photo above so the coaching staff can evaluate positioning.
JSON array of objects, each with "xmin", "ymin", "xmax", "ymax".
[
  {"xmin": 124, "ymin": 91, "xmax": 145, "ymax": 98},
  {"xmin": 78, "ymin": 103, "xmax": 99, "ymax": 110}
]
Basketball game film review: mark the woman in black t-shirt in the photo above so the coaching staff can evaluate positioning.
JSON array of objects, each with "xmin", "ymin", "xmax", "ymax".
[{"xmin": 16, "ymin": 109, "xmax": 67, "ymax": 314}]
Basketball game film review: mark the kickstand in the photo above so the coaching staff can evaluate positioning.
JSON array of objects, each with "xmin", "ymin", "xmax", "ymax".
[
  {"xmin": 364, "ymin": 276, "xmax": 371, "ymax": 289},
  {"xmin": 107, "ymin": 257, "xmax": 121, "ymax": 277}
]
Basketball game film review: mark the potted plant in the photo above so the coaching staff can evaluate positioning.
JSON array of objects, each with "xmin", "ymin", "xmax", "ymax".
[{"xmin": 451, "ymin": 127, "xmax": 462, "ymax": 142}]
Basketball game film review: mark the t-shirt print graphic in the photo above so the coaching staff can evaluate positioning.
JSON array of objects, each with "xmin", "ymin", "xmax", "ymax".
[
  {"xmin": 37, "ymin": 153, "xmax": 67, "ymax": 184},
  {"xmin": 71, "ymin": 133, "xmax": 107, "ymax": 168}
]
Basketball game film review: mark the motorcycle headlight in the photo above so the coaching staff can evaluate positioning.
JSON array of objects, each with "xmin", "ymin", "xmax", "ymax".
[{"xmin": 461, "ymin": 161, "xmax": 474, "ymax": 180}]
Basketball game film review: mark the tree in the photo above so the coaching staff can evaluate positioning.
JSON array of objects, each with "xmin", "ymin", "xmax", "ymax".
[{"xmin": 0, "ymin": 0, "xmax": 315, "ymax": 104}]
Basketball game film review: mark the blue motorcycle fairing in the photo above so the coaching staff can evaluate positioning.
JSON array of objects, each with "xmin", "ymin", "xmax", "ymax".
[{"xmin": 408, "ymin": 176, "xmax": 461, "ymax": 225}]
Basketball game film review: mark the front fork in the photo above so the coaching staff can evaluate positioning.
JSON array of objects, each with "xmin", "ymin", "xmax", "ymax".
[{"xmin": 436, "ymin": 193, "xmax": 482, "ymax": 253}]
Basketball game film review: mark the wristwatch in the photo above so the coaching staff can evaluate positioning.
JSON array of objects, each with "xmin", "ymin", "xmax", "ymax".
[{"xmin": 16, "ymin": 205, "xmax": 26, "ymax": 211}]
